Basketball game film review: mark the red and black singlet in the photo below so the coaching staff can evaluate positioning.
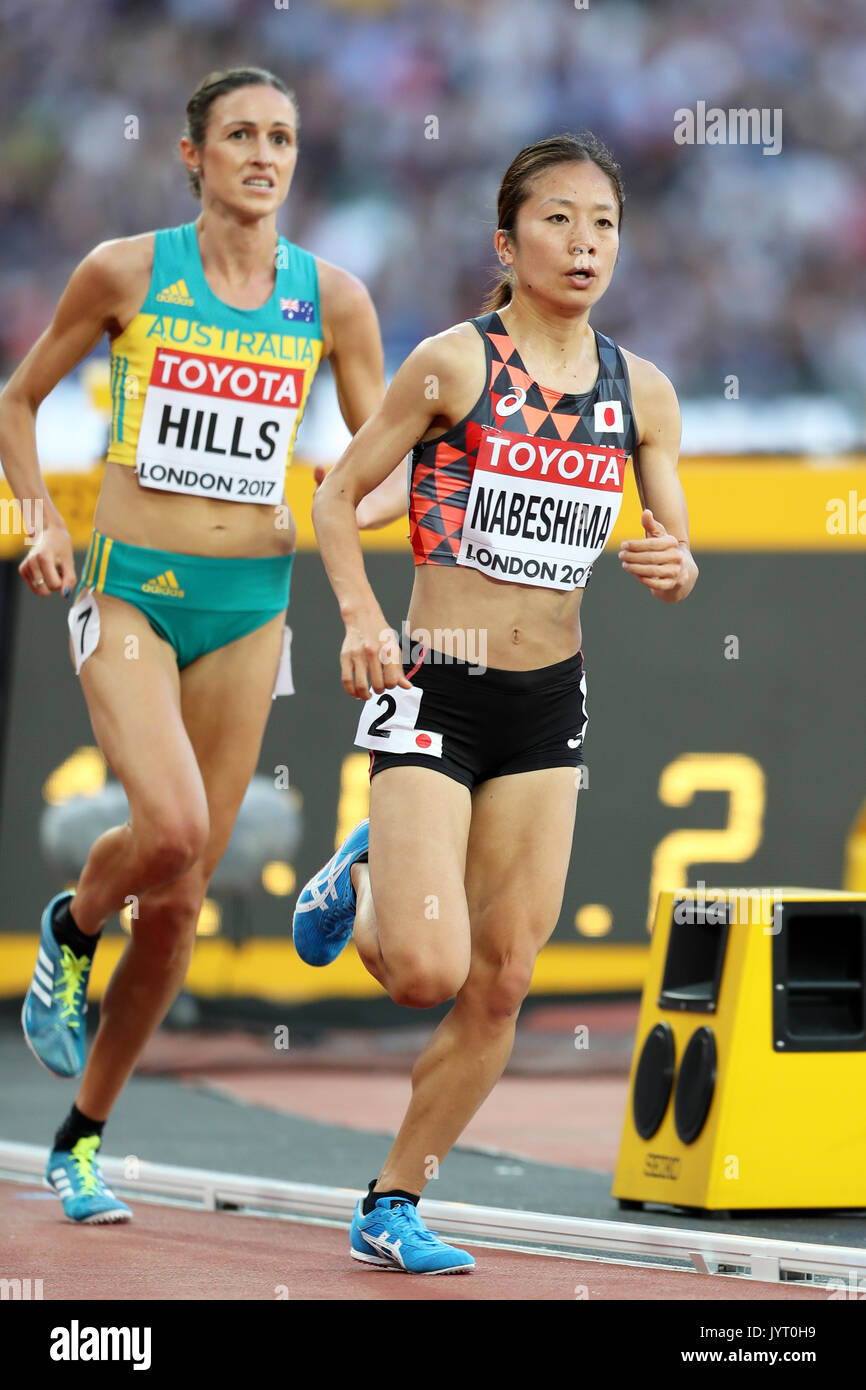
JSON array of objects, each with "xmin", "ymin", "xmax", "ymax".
[{"xmin": 408, "ymin": 311, "xmax": 640, "ymax": 591}]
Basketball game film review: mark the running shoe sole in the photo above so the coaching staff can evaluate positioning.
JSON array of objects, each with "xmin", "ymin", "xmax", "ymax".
[
  {"xmin": 349, "ymin": 1248, "xmax": 473, "ymax": 1274},
  {"xmin": 44, "ymin": 1176, "xmax": 132, "ymax": 1225}
]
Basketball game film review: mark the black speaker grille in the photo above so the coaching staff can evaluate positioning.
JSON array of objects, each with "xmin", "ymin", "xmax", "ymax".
[
  {"xmin": 674, "ymin": 1026, "xmax": 717, "ymax": 1145},
  {"xmin": 633, "ymin": 1023, "xmax": 675, "ymax": 1139}
]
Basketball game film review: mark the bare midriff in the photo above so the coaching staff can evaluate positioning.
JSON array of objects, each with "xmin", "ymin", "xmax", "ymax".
[
  {"xmin": 407, "ymin": 563, "xmax": 583, "ymax": 671},
  {"xmin": 94, "ymin": 460, "xmax": 296, "ymax": 558}
]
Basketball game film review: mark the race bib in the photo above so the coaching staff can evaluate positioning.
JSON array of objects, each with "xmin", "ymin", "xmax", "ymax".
[
  {"xmin": 354, "ymin": 682, "xmax": 443, "ymax": 757},
  {"xmin": 136, "ymin": 347, "xmax": 304, "ymax": 503},
  {"xmin": 68, "ymin": 590, "xmax": 100, "ymax": 675},
  {"xmin": 457, "ymin": 428, "xmax": 626, "ymax": 590},
  {"xmin": 272, "ymin": 625, "xmax": 295, "ymax": 699}
]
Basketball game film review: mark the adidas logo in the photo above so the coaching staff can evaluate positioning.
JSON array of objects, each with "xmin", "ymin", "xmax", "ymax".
[
  {"xmin": 155, "ymin": 279, "xmax": 194, "ymax": 306},
  {"xmin": 141, "ymin": 569, "xmax": 185, "ymax": 597}
]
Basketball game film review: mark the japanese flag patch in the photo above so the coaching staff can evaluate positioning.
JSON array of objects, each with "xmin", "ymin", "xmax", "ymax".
[{"xmin": 594, "ymin": 400, "xmax": 623, "ymax": 433}]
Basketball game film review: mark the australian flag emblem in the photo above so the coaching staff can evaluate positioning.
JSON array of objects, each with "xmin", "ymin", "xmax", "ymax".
[{"xmin": 280, "ymin": 297, "xmax": 315, "ymax": 323}]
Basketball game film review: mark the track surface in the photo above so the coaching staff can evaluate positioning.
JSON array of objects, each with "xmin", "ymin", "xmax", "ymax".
[
  {"xmin": 0, "ymin": 1185, "xmax": 831, "ymax": 1301},
  {"xmin": 3, "ymin": 1021, "xmax": 864, "ymax": 1301}
]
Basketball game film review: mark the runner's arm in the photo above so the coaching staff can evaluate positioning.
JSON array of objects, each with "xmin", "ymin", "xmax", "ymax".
[
  {"xmin": 317, "ymin": 259, "xmax": 406, "ymax": 529},
  {"xmin": 623, "ymin": 357, "xmax": 698, "ymax": 603},
  {"xmin": 313, "ymin": 332, "xmax": 465, "ymax": 695},
  {"xmin": 0, "ymin": 241, "xmax": 138, "ymax": 591},
  {"xmin": 354, "ymin": 456, "xmax": 407, "ymax": 529},
  {"xmin": 313, "ymin": 455, "xmax": 409, "ymax": 530}
]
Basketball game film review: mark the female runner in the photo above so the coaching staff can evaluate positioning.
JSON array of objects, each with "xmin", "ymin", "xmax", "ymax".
[
  {"xmin": 4, "ymin": 66, "xmax": 393, "ymax": 1223},
  {"xmin": 293, "ymin": 132, "xmax": 699, "ymax": 1274}
]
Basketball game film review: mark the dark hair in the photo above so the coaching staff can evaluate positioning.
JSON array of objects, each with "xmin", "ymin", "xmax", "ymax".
[
  {"xmin": 482, "ymin": 131, "xmax": 624, "ymax": 312},
  {"xmin": 184, "ymin": 67, "xmax": 299, "ymax": 199}
]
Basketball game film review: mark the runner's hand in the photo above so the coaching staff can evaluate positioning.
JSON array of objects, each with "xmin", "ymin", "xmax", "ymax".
[
  {"xmin": 618, "ymin": 509, "xmax": 687, "ymax": 596},
  {"xmin": 18, "ymin": 524, "xmax": 76, "ymax": 597},
  {"xmin": 340, "ymin": 612, "xmax": 412, "ymax": 700}
]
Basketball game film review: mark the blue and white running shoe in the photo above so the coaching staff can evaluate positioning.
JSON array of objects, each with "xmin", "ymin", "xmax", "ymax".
[
  {"xmin": 46, "ymin": 1136, "xmax": 132, "ymax": 1225},
  {"xmin": 22, "ymin": 891, "xmax": 91, "ymax": 1079},
  {"xmin": 293, "ymin": 819, "xmax": 370, "ymax": 966},
  {"xmin": 350, "ymin": 1197, "xmax": 475, "ymax": 1274}
]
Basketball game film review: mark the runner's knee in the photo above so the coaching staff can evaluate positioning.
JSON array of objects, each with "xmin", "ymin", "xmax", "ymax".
[
  {"xmin": 137, "ymin": 808, "xmax": 210, "ymax": 883},
  {"xmin": 459, "ymin": 947, "xmax": 538, "ymax": 1022},
  {"xmin": 390, "ymin": 973, "xmax": 463, "ymax": 1009},
  {"xmin": 387, "ymin": 950, "xmax": 469, "ymax": 1009}
]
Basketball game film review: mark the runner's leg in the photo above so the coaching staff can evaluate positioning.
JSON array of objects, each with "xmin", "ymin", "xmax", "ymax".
[
  {"xmin": 352, "ymin": 765, "xmax": 473, "ymax": 1007},
  {"xmin": 73, "ymin": 609, "xmax": 285, "ymax": 1120},
  {"xmin": 68, "ymin": 591, "xmax": 211, "ymax": 935},
  {"xmin": 374, "ymin": 766, "xmax": 579, "ymax": 1195}
]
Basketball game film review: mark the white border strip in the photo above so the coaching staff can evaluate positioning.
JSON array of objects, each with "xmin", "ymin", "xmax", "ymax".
[{"xmin": 2, "ymin": 1140, "xmax": 864, "ymax": 1285}]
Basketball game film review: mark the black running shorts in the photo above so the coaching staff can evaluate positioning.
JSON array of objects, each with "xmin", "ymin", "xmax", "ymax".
[{"xmin": 359, "ymin": 647, "xmax": 587, "ymax": 791}]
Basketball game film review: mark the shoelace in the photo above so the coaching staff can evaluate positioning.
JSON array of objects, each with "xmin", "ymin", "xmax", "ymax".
[
  {"xmin": 54, "ymin": 946, "xmax": 90, "ymax": 1027},
  {"xmin": 70, "ymin": 1135, "xmax": 103, "ymax": 1196},
  {"xmin": 381, "ymin": 1202, "xmax": 440, "ymax": 1244}
]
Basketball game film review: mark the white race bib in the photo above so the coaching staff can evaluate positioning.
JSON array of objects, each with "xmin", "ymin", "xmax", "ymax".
[
  {"xmin": 272, "ymin": 625, "xmax": 294, "ymax": 699},
  {"xmin": 68, "ymin": 590, "xmax": 100, "ymax": 674},
  {"xmin": 136, "ymin": 347, "xmax": 304, "ymax": 503},
  {"xmin": 457, "ymin": 428, "xmax": 626, "ymax": 590},
  {"xmin": 354, "ymin": 682, "xmax": 443, "ymax": 757}
]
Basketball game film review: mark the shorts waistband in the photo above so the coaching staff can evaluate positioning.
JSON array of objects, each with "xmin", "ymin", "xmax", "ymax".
[
  {"xmin": 406, "ymin": 644, "xmax": 583, "ymax": 691},
  {"xmin": 83, "ymin": 530, "xmax": 294, "ymax": 572},
  {"xmin": 79, "ymin": 530, "xmax": 293, "ymax": 610}
]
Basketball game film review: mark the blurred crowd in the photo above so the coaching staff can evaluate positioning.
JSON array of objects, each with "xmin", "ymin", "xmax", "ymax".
[{"xmin": 2, "ymin": 0, "xmax": 866, "ymax": 408}]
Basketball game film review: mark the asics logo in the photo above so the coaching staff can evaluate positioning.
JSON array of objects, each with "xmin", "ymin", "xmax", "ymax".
[
  {"xmin": 363, "ymin": 1230, "xmax": 405, "ymax": 1268},
  {"xmin": 295, "ymin": 850, "xmax": 354, "ymax": 914},
  {"xmin": 494, "ymin": 387, "xmax": 526, "ymax": 418},
  {"xmin": 296, "ymin": 821, "xmax": 370, "ymax": 916}
]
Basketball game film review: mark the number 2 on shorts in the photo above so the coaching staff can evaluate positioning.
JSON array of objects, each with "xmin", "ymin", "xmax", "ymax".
[
  {"xmin": 354, "ymin": 683, "xmax": 443, "ymax": 757},
  {"xmin": 367, "ymin": 693, "xmax": 398, "ymax": 739}
]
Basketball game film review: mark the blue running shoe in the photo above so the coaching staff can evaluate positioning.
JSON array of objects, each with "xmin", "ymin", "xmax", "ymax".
[
  {"xmin": 45, "ymin": 1136, "xmax": 132, "ymax": 1225},
  {"xmin": 293, "ymin": 819, "xmax": 370, "ymax": 966},
  {"xmin": 350, "ymin": 1197, "xmax": 475, "ymax": 1274},
  {"xmin": 22, "ymin": 891, "xmax": 91, "ymax": 1079}
]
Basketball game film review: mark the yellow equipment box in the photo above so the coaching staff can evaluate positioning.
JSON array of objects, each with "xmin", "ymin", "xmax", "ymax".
[{"xmin": 612, "ymin": 887, "xmax": 866, "ymax": 1212}]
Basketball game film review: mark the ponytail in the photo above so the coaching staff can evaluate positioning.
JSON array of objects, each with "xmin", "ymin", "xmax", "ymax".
[{"xmin": 480, "ymin": 273, "xmax": 513, "ymax": 314}]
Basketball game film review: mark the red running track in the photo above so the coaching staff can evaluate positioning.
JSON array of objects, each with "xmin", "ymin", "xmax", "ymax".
[{"xmin": 0, "ymin": 1185, "xmax": 831, "ymax": 1301}]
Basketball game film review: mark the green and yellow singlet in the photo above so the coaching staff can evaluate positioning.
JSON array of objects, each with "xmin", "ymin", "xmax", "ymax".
[{"xmin": 107, "ymin": 221, "xmax": 323, "ymax": 503}]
